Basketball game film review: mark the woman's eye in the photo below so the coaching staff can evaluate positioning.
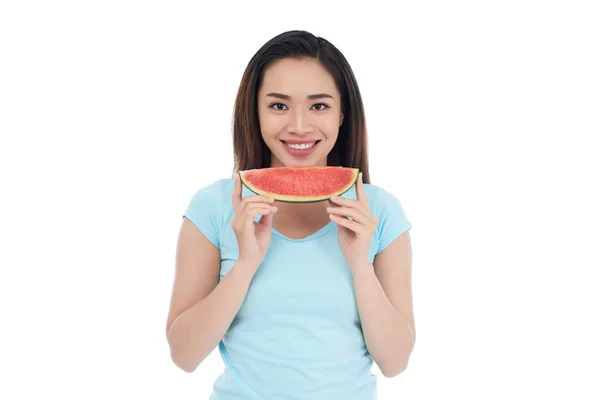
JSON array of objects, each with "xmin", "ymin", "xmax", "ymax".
[
  {"xmin": 312, "ymin": 103, "xmax": 329, "ymax": 111},
  {"xmin": 270, "ymin": 103, "xmax": 287, "ymax": 111}
]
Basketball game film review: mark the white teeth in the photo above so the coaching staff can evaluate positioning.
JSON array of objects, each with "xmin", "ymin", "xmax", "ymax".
[{"xmin": 286, "ymin": 142, "xmax": 315, "ymax": 150}]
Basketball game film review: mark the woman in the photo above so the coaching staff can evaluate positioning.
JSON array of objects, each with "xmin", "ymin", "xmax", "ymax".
[{"xmin": 166, "ymin": 30, "xmax": 415, "ymax": 400}]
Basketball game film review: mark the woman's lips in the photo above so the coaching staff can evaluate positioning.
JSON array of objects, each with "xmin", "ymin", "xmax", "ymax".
[{"xmin": 280, "ymin": 140, "xmax": 320, "ymax": 157}]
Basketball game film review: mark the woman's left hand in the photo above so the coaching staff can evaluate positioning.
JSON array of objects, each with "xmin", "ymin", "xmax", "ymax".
[{"xmin": 327, "ymin": 172, "xmax": 378, "ymax": 269}]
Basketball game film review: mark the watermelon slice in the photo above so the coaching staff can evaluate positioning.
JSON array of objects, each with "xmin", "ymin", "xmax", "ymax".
[{"xmin": 239, "ymin": 166, "xmax": 359, "ymax": 203}]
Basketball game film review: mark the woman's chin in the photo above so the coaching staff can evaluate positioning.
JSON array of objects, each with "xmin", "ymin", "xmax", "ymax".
[{"xmin": 272, "ymin": 154, "xmax": 328, "ymax": 168}]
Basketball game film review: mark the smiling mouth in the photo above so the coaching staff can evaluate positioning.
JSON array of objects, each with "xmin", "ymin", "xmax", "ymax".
[{"xmin": 280, "ymin": 140, "xmax": 321, "ymax": 150}]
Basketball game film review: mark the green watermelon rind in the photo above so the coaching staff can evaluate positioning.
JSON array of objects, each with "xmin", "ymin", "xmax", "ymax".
[{"xmin": 239, "ymin": 167, "xmax": 360, "ymax": 203}]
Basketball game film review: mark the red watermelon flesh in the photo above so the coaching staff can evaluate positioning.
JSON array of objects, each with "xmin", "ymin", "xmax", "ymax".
[{"xmin": 239, "ymin": 166, "xmax": 359, "ymax": 202}]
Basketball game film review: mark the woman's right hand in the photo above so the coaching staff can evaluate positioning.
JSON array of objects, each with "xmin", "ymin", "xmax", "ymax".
[{"xmin": 231, "ymin": 173, "xmax": 278, "ymax": 268}]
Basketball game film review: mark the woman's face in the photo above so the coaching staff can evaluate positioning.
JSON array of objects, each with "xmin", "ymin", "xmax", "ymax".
[{"xmin": 258, "ymin": 57, "xmax": 344, "ymax": 168}]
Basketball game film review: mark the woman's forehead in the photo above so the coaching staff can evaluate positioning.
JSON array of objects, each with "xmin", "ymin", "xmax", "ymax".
[{"xmin": 259, "ymin": 58, "xmax": 340, "ymax": 98}]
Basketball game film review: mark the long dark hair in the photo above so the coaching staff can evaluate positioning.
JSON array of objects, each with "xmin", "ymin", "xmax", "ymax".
[{"xmin": 232, "ymin": 30, "xmax": 370, "ymax": 183}]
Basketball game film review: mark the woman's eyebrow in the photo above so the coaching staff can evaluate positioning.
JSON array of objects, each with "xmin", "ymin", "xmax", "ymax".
[{"xmin": 266, "ymin": 92, "xmax": 334, "ymax": 100}]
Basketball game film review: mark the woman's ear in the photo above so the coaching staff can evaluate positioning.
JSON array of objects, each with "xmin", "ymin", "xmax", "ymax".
[{"xmin": 339, "ymin": 113, "xmax": 344, "ymax": 126}]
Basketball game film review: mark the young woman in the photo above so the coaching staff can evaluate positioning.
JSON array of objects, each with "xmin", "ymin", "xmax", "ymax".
[{"xmin": 166, "ymin": 30, "xmax": 415, "ymax": 400}]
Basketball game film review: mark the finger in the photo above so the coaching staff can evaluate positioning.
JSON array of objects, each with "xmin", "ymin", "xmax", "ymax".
[
  {"xmin": 242, "ymin": 204, "xmax": 277, "ymax": 232},
  {"xmin": 243, "ymin": 203, "xmax": 277, "ymax": 215},
  {"xmin": 329, "ymin": 195, "xmax": 366, "ymax": 214},
  {"xmin": 232, "ymin": 172, "xmax": 242, "ymax": 209},
  {"xmin": 327, "ymin": 206, "xmax": 368, "ymax": 224},
  {"xmin": 329, "ymin": 213, "xmax": 367, "ymax": 236},
  {"xmin": 234, "ymin": 203, "xmax": 274, "ymax": 224},
  {"xmin": 329, "ymin": 196, "xmax": 375, "ymax": 226},
  {"xmin": 240, "ymin": 195, "xmax": 276, "ymax": 208}
]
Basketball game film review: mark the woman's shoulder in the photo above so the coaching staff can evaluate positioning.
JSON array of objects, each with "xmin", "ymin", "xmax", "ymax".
[
  {"xmin": 363, "ymin": 182, "xmax": 412, "ymax": 251},
  {"xmin": 362, "ymin": 182, "xmax": 410, "ymax": 221},
  {"xmin": 182, "ymin": 178, "xmax": 234, "ymax": 248},
  {"xmin": 185, "ymin": 177, "xmax": 235, "ymax": 214}
]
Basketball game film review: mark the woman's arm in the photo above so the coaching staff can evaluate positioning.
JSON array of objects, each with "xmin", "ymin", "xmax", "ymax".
[
  {"xmin": 166, "ymin": 217, "xmax": 258, "ymax": 373},
  {"xmin": 351, "ymin": 230, "xmax": 416, "ymax": 377}
]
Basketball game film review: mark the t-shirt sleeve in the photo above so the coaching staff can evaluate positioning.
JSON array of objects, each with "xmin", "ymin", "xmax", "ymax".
[
  {"xmin": 182, "ymin": 179, "xmax": 226, "ymax": 248},
  {"xmin": 375, "ymin": 187, "xmax": 412, "ymax": 254}
]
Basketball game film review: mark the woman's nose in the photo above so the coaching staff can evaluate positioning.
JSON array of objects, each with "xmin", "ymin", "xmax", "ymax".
[{"xmin": 288, "ymin": 109, "xmax": 313, "ymax": 135}]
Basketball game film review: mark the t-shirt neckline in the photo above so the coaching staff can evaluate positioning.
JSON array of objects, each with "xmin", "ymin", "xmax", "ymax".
[{"xmin": 271, "ymin": 220, "xmax": 336, "ymax": 242}]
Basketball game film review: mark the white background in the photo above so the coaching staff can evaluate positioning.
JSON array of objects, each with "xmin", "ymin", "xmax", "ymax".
[{"xmin": 1, "ymin": 1, "xmax": 599, "ymax": 399}]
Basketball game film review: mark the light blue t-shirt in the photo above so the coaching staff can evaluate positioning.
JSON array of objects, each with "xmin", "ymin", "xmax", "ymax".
[{"xmin": 183, "ymin": 177, "xmax": 412, "ymax": 400}]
